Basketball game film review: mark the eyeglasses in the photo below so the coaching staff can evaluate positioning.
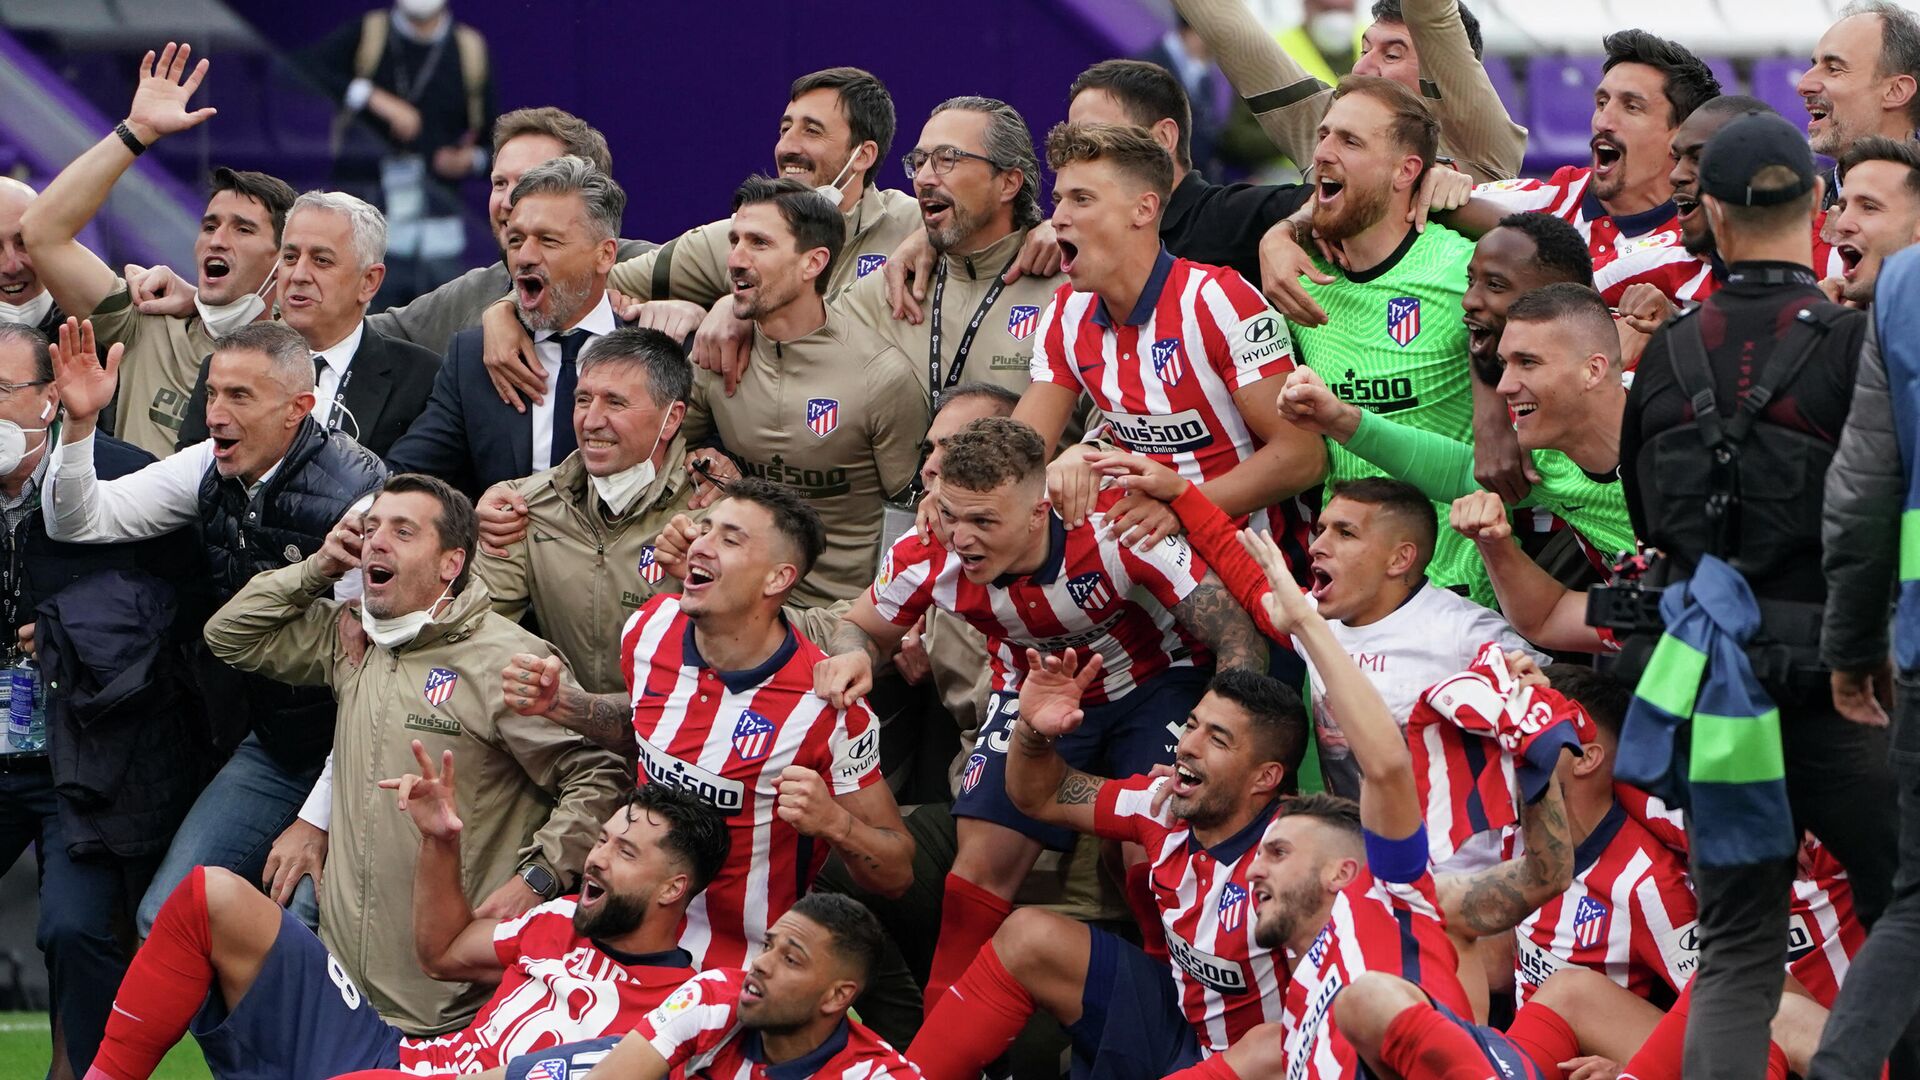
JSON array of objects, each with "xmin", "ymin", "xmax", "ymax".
[
  {"xmin": 902, "ymin": 145, "xmax": 1001, "ymax": 180},
  {"xmin": 0, "ymin": 380, "xmax": 49, "ymax": 399}
]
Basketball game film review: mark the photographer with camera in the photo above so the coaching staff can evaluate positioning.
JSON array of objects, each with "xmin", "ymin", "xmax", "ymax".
[{"xmin": 1615, "ymin": 112, "xmax": 1899, "ymax": 1080}]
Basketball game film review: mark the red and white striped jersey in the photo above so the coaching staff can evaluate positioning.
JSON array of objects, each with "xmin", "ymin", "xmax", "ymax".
[
  {"xmin": 619, "ymin": 596, "xmax": 883, "ymax": 970},
  {"xmin": 1028, "ymin": 249, "xmax": 1308, "ymax": 556},
  {"xmin": 868, "ymin": 489, "xmax": 1208, "ymax": 705},
  {"xmin": 1514, "ymin": 803, "xmax": 1699, "ymax": 1006},
  {"xmin": 397, "ymin": 898, "xmax": 695, "ymax": 1074},
  {"xmin": 1473, "ymin": 168, "xmax": 1711, "ymax": 307},
  {"xmin": 1280, "ymin": 830, "xmax": 1472, "ymax": 1080},
  {"xmin": 633, "ymin": 969, "xmax": 919, "ymax": 1080},
  {"xmin": 1094, "ymin": 774, "xmax": 1288, "ymax": 1053},
  {"xmin": 1788, "ymin": 836, "xmax": 1865, "ymax": 1009}
]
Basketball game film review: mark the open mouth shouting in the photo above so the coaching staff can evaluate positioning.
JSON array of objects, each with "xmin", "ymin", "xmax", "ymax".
[
  {"xmin": 514, "ymin": 268, "xmax": 549, "ymax": 309},
  {"xmin": 1590, "ymin": 135, "xmax": 1624, "ymax": 179},
  {"xmin": 919, "ymin": 191, "xmax": 954, "ymax": 231},
  {"xmin": 683, "ymin": 561, "xmax": 717, "ymax": 593},
  {"xmin": 1463, "ymin": 315, "xmax": 1495, "ymax": 358},
  {"xmin": 1309, "ymin": 562, "xmax": 1335, "ymax": 602},
  {"xmin": 1057, "ymin": 237, "xmax": 1080, "ymax": 275},
  {"xmin": 1673, "ymin": 190, "xmax": 1700, "ymax": 225},
  {"xmin": 364, "ymin": 560, "xmax": 398, "ymax": 591},
  {"xmin": 1805, "ymin": 97, "xmax": 1832, "ymax": 138},
  {"xmin": 1170, "ymin": 759, "xmax": 1205, "ymax": 800},
  {"xmin": 1838, "ymin": 242, "xmax": 1865, "ymax": 279},
  {"xmin": 1317, "ymin": 175, "xmax": 1346, "ymax": 206},
  {"xmin": 578, "ymin": 871, "xmax": 608, "ymax": 909},
  {"xmin": 202, "ymin": 255, "xmax": 232, "ymax": 284},
  {"xmin": 729, "ymin": 267, "xmax": 759, "ymax": 301},
  {"xmin": 209, "ymin": 434, "xmax": 242, "ymax": 464}
]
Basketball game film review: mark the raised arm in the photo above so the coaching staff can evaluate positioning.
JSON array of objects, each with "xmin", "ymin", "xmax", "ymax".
[
  {"xmin": 21, "ymin": 44, "xmax": 218, "ymax": 318},
  {"xmin": 384, "ymin": 740, "xmax": 506, "ymax": 983},
  {"xmin": 1243, "ymin": 528, "xmax": 1422, "ymax": 839},
  {"xmin": 1006, "ymin": 648, "xmax": 1111, "ymax": 836},
  {"xmin": 502, "ymin": 652, "xmax": 633, "ymax": 753},
  {"xmin": 1452, "ymin": 492, "xmax": 1606, "ymax": 652},
  {"xmin": 1172, "ymin": 0, "xmax": 1328, "ymax": 166},
  {"xmin": 1435, "ymin": 752, "xmax": 1576, "ymax": 939},
  {"xmin": 1172, "ymin": 572, "xmax": 1269, "ymax": 674},
  {"xmin": 1401, "ymin": 0, "xmax": 1527, "ymax": 183}
]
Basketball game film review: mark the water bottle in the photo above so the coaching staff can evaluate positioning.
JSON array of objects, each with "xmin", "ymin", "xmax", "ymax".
[{"xmin": 8, "ymin": 658, "xmax": 44, "ymax": 753}]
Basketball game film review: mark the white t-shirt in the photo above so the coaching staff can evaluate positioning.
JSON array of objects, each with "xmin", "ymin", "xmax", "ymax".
[{"xmin": 1303, "ymin": 581, "xmax": 1544, "ymax": 801}]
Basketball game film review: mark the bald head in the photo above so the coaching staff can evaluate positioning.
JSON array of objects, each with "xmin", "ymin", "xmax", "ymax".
[{"xmin": 0, "ymin": 178, "xmax": 45, "ymax": 310}]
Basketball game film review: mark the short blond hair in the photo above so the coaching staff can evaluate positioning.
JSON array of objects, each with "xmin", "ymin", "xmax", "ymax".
[{"xmin": 1044, "ymin": 121, "xmax": 1174, "ymax": 201}]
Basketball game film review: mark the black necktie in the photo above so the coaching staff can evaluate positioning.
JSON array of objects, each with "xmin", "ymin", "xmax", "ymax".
[
  {"xmin": 313, "ymin": 354, "xmax": 327, "ymax": 388},
  {"xmin": 550, "ymin": 329, "xmax": 589, "ymax": 464}
]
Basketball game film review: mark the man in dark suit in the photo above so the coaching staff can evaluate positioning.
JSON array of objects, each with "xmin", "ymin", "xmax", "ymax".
[
  {"xmin": 388, "ymin": 156, "xmax": 626, "ymax": 497},
  {"xmin": 177, "ymin": 191, "xmax": 437, "ymax": 457}
]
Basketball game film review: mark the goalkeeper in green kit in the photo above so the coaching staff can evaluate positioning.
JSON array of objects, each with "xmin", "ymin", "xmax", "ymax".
[{"xmin": 1266, "ymin": 75, "xmax": 1493, "ymax": 603}]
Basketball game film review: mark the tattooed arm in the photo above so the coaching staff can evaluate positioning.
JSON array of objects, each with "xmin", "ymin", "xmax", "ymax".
[
  {"xmin": 1435, "ymin": 762, "xmax": 1578, "ymax": 940},
  {"xmin": 542, "ymin": 685, "xmax": 636, "ymax": 753},
  {"xmin": 1004, "ymin": 647, "xmax": 1111, "ymax": 836},
  {"xmin": 1172, "ymin": 572, "xmax": 1268, "ymax": 673}
]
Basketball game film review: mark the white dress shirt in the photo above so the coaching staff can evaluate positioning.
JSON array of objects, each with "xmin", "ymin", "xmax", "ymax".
[
  {"xmin": 528, "ymin": 294, "xmax": 617, "ymax": 472},
  {"xmin": 309, "ymin": 320, "xmax": 365, "ymax": 432},
  {"xmin": 45, "ymin": 433, "xmax": 229, "ymax": 542}
]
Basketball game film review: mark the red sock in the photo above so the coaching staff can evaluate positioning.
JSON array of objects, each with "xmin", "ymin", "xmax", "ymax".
[
  {"xmin": 1380, "ymin": 1003, "xmax": 1506, "ymax": 1080},
  {"xmin": 908, "ymin": 942, "xmax": 1033, "ymax": 1080},
  {"xmin": 1162, "ymin": 1051, "xmax": 1243, "ymax": 1080},
  {"xmin": 1503, "ymin": 999, "xmax": 1580, "ymax": 1075},
  {"xmin": 87, "ymin": 868, "xmax": 215, "ymax": 1080},
  {"xmin": 922, "ymin": 873, "xmax": 1014, "ymax": 1015},
  {"xmin": 1619, "ymin": 984, "xmax": 1688, "ymax": 1080},
  {"xmin": 1125, "ymin": 860, "xmax": 1168, "ymax": 962}
]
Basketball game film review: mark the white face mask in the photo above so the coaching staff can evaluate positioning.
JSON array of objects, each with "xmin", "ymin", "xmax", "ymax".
[
  {"xmin": 813, "ymin": 153, "xmax": 861, "ymax": 208},
  {"xmin": 0, "ymin": 399, "xmax": 52, "ymax": 476},
  {"xmin": 1308, "ymin": 10, "xmax": 1358, "ymax": 56},
  {"xmin": 588, "ymin": 406, "xmax": 674, "ymax": 516},
  {"xmin": 194, "ymin": 268, "xmax": 276, "ymax": 338},
  {"xmin": 0, "ymin": 290, "xmax": 53, "ymax": 329},
  {"xmin": 360, "ymin": 582, "xmax": 454, "ymax": 649},
  {"xmin": 396, "ymin": 0, "xmax": 448, "ymax": 20}
]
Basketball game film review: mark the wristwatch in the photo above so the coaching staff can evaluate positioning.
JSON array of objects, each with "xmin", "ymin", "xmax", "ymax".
[{"xmin": 518, "ymin": 863, "xmax": 559, "ymax": 900}]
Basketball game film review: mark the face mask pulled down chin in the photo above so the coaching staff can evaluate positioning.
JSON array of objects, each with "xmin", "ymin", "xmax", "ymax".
[
  {"xmin": 0, "ymin": 401, "xmax": 53, "ymax": 475},
  {"xmin": 195, "ymin": 269, "xmax": 277, "ymax": 338},
  {"xmin": 813, "ymin": 153, "xmax": 860, "ymax": 207},
  {"xmin": 361, "ymin": 582, "xmax": 454, "ymax": 649},
  {"xmin": 588, "ymin": 408, "xmax": 674, "ymax": 516},
  {"xmin": 0, "ymin": 290, "xmax": 53, "ymax": 329},
  {"xmin": 1308, "ymin": 10, "xmax": 1358, "ymax": 57}
]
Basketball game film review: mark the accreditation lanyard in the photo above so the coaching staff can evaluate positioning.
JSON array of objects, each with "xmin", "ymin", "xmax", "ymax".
[{"xmin": 927, "ymin": 251, "xmax": 1020, "ymax": 411}]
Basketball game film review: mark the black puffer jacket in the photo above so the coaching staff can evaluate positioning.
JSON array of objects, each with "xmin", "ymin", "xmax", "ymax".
[
  {"xmin": 1822, "ymin": 320, "xmax": 1902, "ymax": 673},
  {"xmin": 196, "ymin": 418, "xmax": 386, "ymax": 768}
]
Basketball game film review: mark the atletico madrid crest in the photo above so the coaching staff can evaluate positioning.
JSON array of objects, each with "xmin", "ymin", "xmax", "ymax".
[
  {"xmin": 807, "ymin": 398, "xmax": 840, "ymax": 438},
  {"xmin": 1217, "ymin": 882, "xmax": 1248, "ymax": 932},
  {"xmin": 522, "ymin": 1060, "xmax": 568, "ymax": 1080},
  {"xmin": 732, "ymin": 709, "xmax": 776, "ymax": 762},
  {"xmin": 1387, "ymin": 296, "xmax": 1422, "ymax": 346},
  {"xmin": 1149, "ymin": 337, "xmax": 1186, "ymax": 384},
  {"xmin": 423, "ymin": 667, "xmax": 459, "ymax": 708},
  {"xmin": 962, "ymin": 752, "xmax": 988, "ymax": 793},
  {"xmin": 1572, "ymin": 895, "xmax": 1610, "ymax": 949},
  {"xmin": 1007, "ymin": 304, "xmax": 1040, "ymax": 340},
  {"xmin": 638, "ymin": 545, "xmax": 664, "ymax": 584},
  {"xmin": 857, "ymin": 253, "xmax": 888, "ymax": 277},
  {"xmin": 1066, "ymin": 571, "xmax": 1115, "ymax": 611}
]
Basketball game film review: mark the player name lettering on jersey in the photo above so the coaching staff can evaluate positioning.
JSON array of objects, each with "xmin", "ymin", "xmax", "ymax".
[
  {"xmin": 1166, "ymin": 928, "xmax": 1251, "ymax": 995},
  {"xmin": 635, "ymin": 738, "xmax": 747, "ymax": 816},
  {"xmin": 1102, "ymin": 409, "xmax": 1215, "ymax": 455}
]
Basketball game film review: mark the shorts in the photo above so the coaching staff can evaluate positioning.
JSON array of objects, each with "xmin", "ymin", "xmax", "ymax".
[
  {"xmin": 954, "ymin": 666, "xmax": 1209, "ymax": 851},
  {"xmin": 1064, "ymin": 926, "xmax": 1203, "ymax": 1080},
  {"xmin": 505, "ymin": 1035, "xmax": 621, "ymax": 1079},
  {"xmin": 190, "ymin": 907, "xmax": 403, "ymax": 1080},
  {"xmin": 1356, "ymin": 1001, "xmax": 1545, "ymax": 1080}
]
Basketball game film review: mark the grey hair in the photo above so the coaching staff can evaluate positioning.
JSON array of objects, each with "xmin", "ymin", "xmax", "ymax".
[
  {"xmin": 0, "ymin": 324, "xmax": 51, "ymax": 385},
  {"xmin": 211, "ymin": 322, "xmax": 314, "ymax": 395},
  {"xmin": 931, "ymin": 95, "xmax": 1044, "ymax": 229},
  {"xmin": 578, "ymin": 327, "xmax": 692, "ymax": 408},
  {"xmin": 289, "ymin": 190, "xmax": 387, "ymax": 271},
  {"xmin": 1844, "ymin": 0, "xmax": 1920, "ymax": 127},
  {"xmin": 509, "ymin": 155, "xmax": 627, "ymax": 241}
]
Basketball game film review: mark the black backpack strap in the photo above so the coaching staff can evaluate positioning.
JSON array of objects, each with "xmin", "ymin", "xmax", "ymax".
[
  {"xmin": 1664, "ymin": 310, "xmax": 1726, "ymax": 449},
  {"xmin": 1724, "ymin": 305, "xmax": 1838, "ymax": 445}
]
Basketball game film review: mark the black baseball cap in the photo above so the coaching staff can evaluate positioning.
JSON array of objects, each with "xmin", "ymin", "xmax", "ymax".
[{"xmin": 1699, "ymin": 112, "xmax": 1817, "ymax": 207}]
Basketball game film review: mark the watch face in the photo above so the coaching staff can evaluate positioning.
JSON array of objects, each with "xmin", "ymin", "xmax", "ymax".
[{"xmin": 521, "ymin": 865, "xmax": 557, "ymax": 896}]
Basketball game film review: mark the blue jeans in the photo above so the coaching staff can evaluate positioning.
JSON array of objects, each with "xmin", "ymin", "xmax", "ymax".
[
  {"xmin": 0, "ymin": 758, "xmax": 161, "ymax": 1078},
  {"xmin": 137, "ymin": 735, "xmax": 321, "ymax": 938}
]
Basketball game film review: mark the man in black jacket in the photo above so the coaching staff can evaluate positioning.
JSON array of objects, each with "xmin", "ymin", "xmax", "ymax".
[
  {"xmin": 176, "ymin": 191, "xmax": 439, "ymax": 458},
  {"xmin": 42, "ymin": 318, "xmax": 386, "ymax": 942},
  {"xmin": 1619, "ymin": 112, "xmax": 1899, "ymax": 1078},
  {"xmin": 0, "ymin": 323, "xmax": 208, "ymax": 1076}
]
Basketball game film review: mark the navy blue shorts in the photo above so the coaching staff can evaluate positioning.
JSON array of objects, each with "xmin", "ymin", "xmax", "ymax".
[
  {"xmin": 954, "ymin": 666, "xmax": 1210, "ymax": 850},
  {"xmin": 190, "ymin": 906, "xmax": 403, "ymax": 1080},
  {"xmin": 1355, "ymin": 1001, "xmax": 1546, "ymax": 1080},
  {"xmin": 1065, "ymin": 926, "xmax": 1202, "ymax": 1080},
  {"xmin": 505, "ymin": 1035, "xmax": 621, "ymax": 1079}
]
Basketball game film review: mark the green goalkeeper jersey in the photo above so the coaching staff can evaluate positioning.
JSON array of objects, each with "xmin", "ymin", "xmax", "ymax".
[{"xmin": 1289, "ymin": 224, "xmax": 1491, "ymax": 604}]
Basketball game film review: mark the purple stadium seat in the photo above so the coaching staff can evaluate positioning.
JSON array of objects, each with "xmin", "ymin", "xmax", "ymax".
[
  {"xmin": 1703, "ymin": 57, "xmax": 1739, "ymax": 96},
  {"xmin": 1752, "ymin": 56, "xmax": 1811, "ymax": 126},
  {"xmin": 1525, "ymin": 55, "xmax": 1607, "ymax": 174},
  {"xmin": 1482, "ymin": 57, "xmax": 1525, "ymax": 130}
]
